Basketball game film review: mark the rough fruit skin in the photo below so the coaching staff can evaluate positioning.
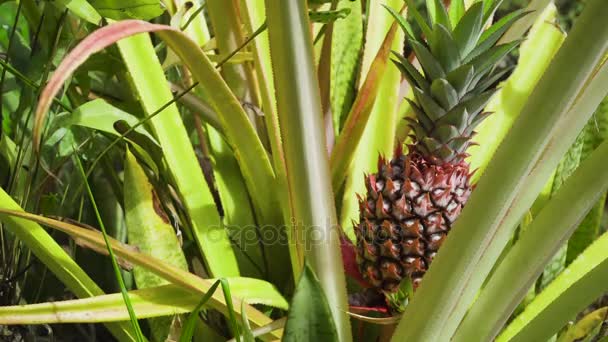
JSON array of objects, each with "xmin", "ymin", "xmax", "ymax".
[
  {"xmin": 354, "ymin": 147, "xmax": 472, "ymax": 292},
  {"xmin": 352, "ymin": 1, "xmax": 525, "ymax": 295}
]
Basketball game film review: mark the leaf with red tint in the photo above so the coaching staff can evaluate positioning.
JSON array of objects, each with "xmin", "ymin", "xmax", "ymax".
[
  {"xmin": 341, "ymin": 234, "xmax": 371, "ymax": 288},
  {"xmin": 33, "ymin": 20, "xmax": 176, "ymax": 152}
]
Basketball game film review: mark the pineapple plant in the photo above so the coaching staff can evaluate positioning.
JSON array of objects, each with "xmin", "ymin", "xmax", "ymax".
[{"xmin": 354, "ymin": 1, "xmax": 525, "ymax": 294}]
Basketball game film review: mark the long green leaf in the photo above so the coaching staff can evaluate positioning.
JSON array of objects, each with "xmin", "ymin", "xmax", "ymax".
[
  {"xmin": 566, "ymin": 99, "xmax": 608, "ymax": 263},
  {"xmin": 124, "ymin": 149, "xmax": 189, "ymax": 341},
  {"xmin": 262, "ymin": 1, "xmax": 352, "ymax": 340},
  {"xmin": 57, "ymin": 99, "xmax": 158, "ymax": 143},
  {"xmin": 74, "ymin": 155, "xmax": 145, "ymax": 341},
  {"xmin": 392, "ymin": 1, "xmax": 608, "ymax": 340},
  {"xmin": 115, "ymin": 31, "xmax": 239, "ymax": 277},
  {"xmin": 0, "ymin": 189, "xmax": 139, "ymax": 341},
  {"xmin": 0, "ymin": 209, "xmax": 285, "ymax": 340},
  {"xmin": 206, "ymin": 0, "xmax": 260, "ymax": 104},
  {"xmin": 57, "ymin": 0, "xmax": 101, "ymax": 24},
  {"xmin": 0, "ymin": 281, "xmax": 288, "ymax": 324},
  {"xmin": 497, "ymin": 231, "xmax": 608, "ymax": 342},
  {"xmin": 180, "ymin": 280, "xmax": 222, "ymax": 342},
  {"xmin": 89, "ymin": 0, "xmax": 164, "ymax": 20},
  {"xmin": 31, "ymin": 20, "xmax": 283, "ymax": 277},
  {"xmin": 499, "ymin": 0, "xmax": 552, "ymax": 44},
  {"xmin": 539, "ymin": 126, "xmax": 588, "ymax": 290},
  {"xmin": 153, "ymin": 25, "xmax": 284, "ymax": 242},
  {"xmin": 330, "ymin": 16, "xmax": 401, "ymax": 191},
  {"xmin": 331, "ymin": 0, "xmax": 363, "ymax": 134},
  {"xmin": 207, "ymin": 128, "xmax": 265, "ymax": 278},
  {"xmin": 168, "ymin": 0, "xmax": 267, "ymax": 281},
  {"xmin": 452, "ymin": 139, "xmax": 608, "ymax": 342},
  {"xmin": 339, "ymin": 0, "xmax": 404, "ymax": 239},
  {"xmin": 236, "ymin": 1, "xmax": 294, "ymax": 281},
  {"xmin": 469, "ymin": 4, "xmax": 563, "ymax": 180}
]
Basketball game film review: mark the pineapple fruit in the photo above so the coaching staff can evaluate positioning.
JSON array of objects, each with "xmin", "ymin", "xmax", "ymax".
[{"xmin": 354, "ymin": 1, "xmax": 526, "ymax": 293}]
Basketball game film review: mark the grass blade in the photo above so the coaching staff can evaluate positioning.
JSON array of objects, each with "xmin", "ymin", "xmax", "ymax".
[
  {"xmin": 73, "ymin": 153, "xmax": 145, "ymax": 341},
  {"xmin": 180, "ymin": 280, "xmax": 221, "ymax": 342}
]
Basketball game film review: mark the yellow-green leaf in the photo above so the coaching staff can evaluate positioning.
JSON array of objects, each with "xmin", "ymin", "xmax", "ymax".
[
  {"xmin": 124, "ymin": 149, "xmax": 189, "ymax": 341},
  {"xmin": 0, "ymin": 281, "xmax": 288, "ymax": 324}
]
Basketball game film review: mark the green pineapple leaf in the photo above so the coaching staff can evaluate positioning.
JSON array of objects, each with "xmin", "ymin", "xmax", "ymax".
[
  {"xmin": 468, "ymin": 40, "xmax": 521, "ymax": 82},
  {"xmin": 446, "ymin": 64, "xmax": 475, "ymax": 98},
  {"xmin": 452, "ymin": 2, "xmax": 485, "ymax": 58},
  {"xmin": 405, "ymin": 0, "xmax": 432, "ymax": 40},
  {"xmin": 449, "ymin": 0, "xmax": 466, "ymax": 28},
  {"xmin": 434, "ymin": 125, "xmax": 461, "ymax": 144},
  {"xmin": 430, "ymin": 24, "xmax": 462, "ymax": 72},
  {"xmin": 383, "ymin": 4, "xmax": 415, "ymax": 39},
  {"xmin": 124, "ymin": 149, "xmax": 189, "ymax": 341},
  {"xmin": 472, "ymin": 10, "xmax": 530, "ymax": 61},
  {"xmin": 410, "ymin": 39, "xmax": 446, "ymax": 79},
  {"xmin": 474, "ymin": 65, "xmax": 514, "ymax": 94},
  {"xmin": 413, "ymin": 86, "xmax": 446, "ymax": 120},
  {"xmin": 458, "ymin": 90, "xmax": 497, "ymax": 119},
  {"xmin": 331, "ymin": 0, "xmax": 363, "ymax": 134},
  {"xmin": 407, "ymin": 99, "xmax": 436, "ymax": 132},
  {"xmin": 426, "ymin": 0, "xmax": 451, "ymax": 31},
  {"xmin": 392, "ymin": 52, "xmax": 429, "ymax": 90},
  {"xmin": 437, "ymin": 107, "xmax": 469, "ymax": 131},
  {"xmin": 430, "ymin": 78, "xmax": 459, "ymax": 109},
  {"xmin": 483, "ymin": 0, "xmax": 506, "ymax": 24}
]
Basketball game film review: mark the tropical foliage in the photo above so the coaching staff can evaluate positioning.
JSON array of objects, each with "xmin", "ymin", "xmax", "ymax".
[{"xmin": 0, "ymin": 0, "xmax": 606, "ymax": 341}]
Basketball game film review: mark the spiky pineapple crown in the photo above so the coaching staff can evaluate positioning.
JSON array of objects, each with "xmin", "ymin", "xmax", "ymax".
[{"xmin": 388, "ymin": 0, "xmax": 527, "ymax": 165}]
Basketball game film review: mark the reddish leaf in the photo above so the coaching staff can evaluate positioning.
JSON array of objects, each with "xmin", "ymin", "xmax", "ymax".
[
  {"xmin": 33, "ymin": 20, "xmax": 177, "ymax": 152},
  {"xmin": 341, "ymin": 234, "xmax": 370, "ymax": 288}
]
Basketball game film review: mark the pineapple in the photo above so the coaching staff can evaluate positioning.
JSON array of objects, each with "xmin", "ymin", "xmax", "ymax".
[{"xmin": 354, "ymin": 1, "xmax": 526, "ymax": 293}]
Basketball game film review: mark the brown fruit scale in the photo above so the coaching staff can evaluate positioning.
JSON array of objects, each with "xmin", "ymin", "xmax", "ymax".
[{"xmin": 355, "ymin": 145, "xmax": 472, "ymax": 292}]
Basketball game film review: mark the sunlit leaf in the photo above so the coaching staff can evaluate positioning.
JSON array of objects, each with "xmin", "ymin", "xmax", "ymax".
[
  {"xmin": 0, "ymin": 190, "xmax": 139, "ymax": 341},
  {"xmin": 330, "ymin": 14, "xmax": 401, "ymax": 191},
  {"xmin": 124, "ymin": 149, "xmax": 189, "ymax": 341},
  {"xmin": 0, "ymin": 281, "xmax": 288, "ymax": 324},
  {"xmin": 498, "ymin": 231, "xmax": 608, "ymax": 342},
  {"xmin": 0, "ymin": 209, "xmax": 286, "ymax": 340},
  {"xmin": 90, "ymin": 0, "xmax": 165, "ymax": 20}
]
